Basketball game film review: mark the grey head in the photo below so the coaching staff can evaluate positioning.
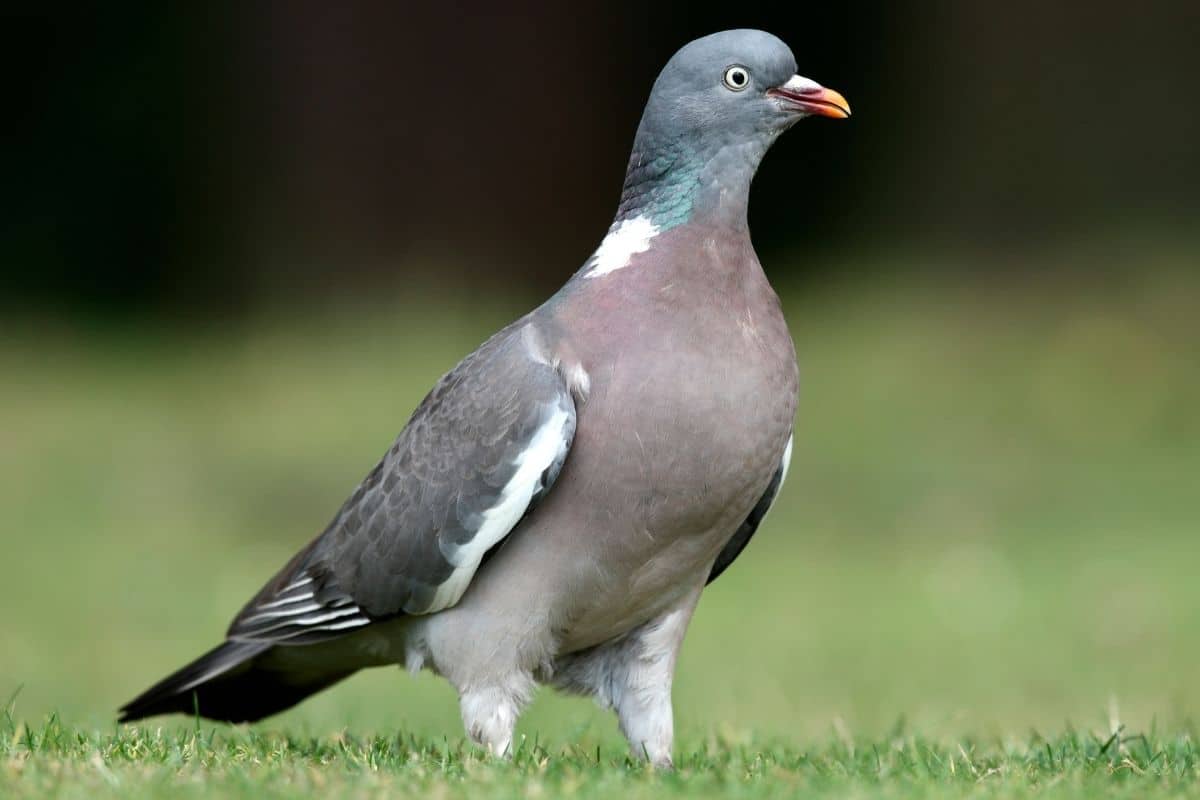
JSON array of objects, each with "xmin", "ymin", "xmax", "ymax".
[{"xmin": 616, "ymin": 29, "xmax": 850, "ymax": 231}]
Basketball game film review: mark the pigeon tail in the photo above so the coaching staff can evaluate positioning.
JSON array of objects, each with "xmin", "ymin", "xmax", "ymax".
[{"xmin": 118, "ymin": 640, "xmax": 355, "ymax": 723}]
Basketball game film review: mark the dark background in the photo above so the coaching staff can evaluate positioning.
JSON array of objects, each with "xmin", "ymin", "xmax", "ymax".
[{"xmin": 5, "ymin": 2, "xmax": 1198, "ymax": 316}]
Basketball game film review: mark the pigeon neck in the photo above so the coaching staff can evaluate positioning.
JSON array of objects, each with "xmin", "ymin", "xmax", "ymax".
[{"xmin": 615, "ymin": 134, "xmax": 766, "ymax": 233}]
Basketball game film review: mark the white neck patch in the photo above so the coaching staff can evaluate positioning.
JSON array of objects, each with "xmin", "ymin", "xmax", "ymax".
[{"xmin": 585, "ymin": 215, "xmax": 660, "ymax": 278}]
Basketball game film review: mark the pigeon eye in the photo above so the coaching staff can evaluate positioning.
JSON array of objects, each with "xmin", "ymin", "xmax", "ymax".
[{"xmin": 722, "ymin": 66, "xmax": 750, "ymax": 91}]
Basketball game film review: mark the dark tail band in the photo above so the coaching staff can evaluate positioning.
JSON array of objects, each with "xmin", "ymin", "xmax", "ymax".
[{"xmin": 119, "ymin": 639, "xmax": 355, "ymax": 723}]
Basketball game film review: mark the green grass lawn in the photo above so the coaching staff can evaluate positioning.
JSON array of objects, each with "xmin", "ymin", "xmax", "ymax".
[
  {"xmin": 3, "ymin": 248, "xmax": 1199, "ymax": 797},
  {"xmin": 6, "ymin": 709, "xmax": 1200, "ymax": 799}
]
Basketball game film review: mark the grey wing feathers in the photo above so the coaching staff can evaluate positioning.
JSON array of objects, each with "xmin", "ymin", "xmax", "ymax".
[
  {"xmin": 227, "ymin": 322, "xmax": 577, "ymax": 644},
  {"xmin": 706, "ymin": 433, "xmax": 793, "ymax": 585},
  {"xmin": 228, "ymin": 570, "xmax": 370, "ymax": 643}
]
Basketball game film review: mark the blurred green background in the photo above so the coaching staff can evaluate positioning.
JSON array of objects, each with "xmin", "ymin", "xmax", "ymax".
[{"xmin": 3, "ymin": 2, "xmax": 1199, "ymax": 751}]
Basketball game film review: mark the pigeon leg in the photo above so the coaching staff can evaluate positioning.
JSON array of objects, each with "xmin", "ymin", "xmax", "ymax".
[
  {"xmin": 616, "ymin": 667, "xmax": 676, "ymax": 769},
  {"xmin": 458, "ymin": 675, "xmax": 534, "ymax": 758},
  {"xmin": 552, "ymin": 585, "xmax": 702, "ymax": 769},
  {"xmin": 611, "ymin": 595, "xmax": 699, "ymax": 769}
]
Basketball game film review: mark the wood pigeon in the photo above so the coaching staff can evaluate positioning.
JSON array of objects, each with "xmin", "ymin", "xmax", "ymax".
[{"xmin": 119, "ymin": 28, "xmax": 850, "ymax": 768}]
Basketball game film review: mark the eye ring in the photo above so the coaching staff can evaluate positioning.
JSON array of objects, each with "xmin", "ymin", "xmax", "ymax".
[{"xmin": 722, "ymin": 65, "xmax": 750, "ymax": 91}]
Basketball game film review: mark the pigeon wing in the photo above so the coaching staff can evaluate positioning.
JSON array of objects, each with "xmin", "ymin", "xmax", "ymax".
[
  {"xmin": 706, "ymin": 433, "xmax": 793, "ymax": 585},
  {"xmin": 226, "ymin": 323, "xmax": 577, "ymax": 644}
]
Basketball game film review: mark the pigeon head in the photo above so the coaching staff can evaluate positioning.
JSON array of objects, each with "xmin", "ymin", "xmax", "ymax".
[{"xmin": 616, "ymin": 29, "xmax": 849, "ymax": 230}]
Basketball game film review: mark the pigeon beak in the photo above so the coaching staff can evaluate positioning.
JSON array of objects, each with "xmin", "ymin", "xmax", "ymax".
[{"xmin": 767, "ymin": 75, "xmax": 851, "ymax": 119}]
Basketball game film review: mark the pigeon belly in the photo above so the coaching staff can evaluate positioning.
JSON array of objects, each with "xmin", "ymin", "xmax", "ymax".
[
  {"xmin": 524, "ymin": 226, "xmax": 797, "ymax": 652},
  {"xmin": 407, "ymin": 226, "xmax": 798, "ymax": 680}
]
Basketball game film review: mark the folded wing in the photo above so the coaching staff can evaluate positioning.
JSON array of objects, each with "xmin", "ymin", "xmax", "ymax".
[{"xmin": 226, "ymin": 323, "xmax": 577, "ymax": 644}]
